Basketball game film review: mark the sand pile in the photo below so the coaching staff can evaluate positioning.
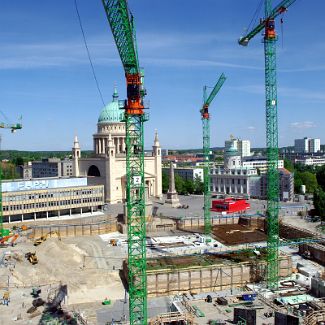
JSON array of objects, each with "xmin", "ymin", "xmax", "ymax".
[{"xmin": 10, "ymin": 238, "xmax": 125, "ymax": 304}]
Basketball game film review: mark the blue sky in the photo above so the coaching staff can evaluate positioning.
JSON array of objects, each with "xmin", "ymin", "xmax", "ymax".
[{"xmin": 0, "ymin": 0, "xmax": 324, "ymax": 151}]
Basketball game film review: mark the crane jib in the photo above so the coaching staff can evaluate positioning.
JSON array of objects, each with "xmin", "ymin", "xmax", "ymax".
[
  {"xmin": 238, "ymin": 0, "xmax": 297, "ymax": 46},
  {"xmin": 102, "ymin": 0, "xmax": 140, "ymax": 75}
]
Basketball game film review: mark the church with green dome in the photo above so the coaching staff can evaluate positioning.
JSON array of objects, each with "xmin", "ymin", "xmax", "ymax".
[
  {"xmin": 98, "ymin": 88, "xmax": 124, "ymax": 124},
  {"xmin": 72, "ymin": 88, "xmax": 162, "ymax": 203}
]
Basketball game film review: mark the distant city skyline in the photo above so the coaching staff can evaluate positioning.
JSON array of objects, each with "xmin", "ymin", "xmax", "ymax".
[{"xmin": 0, "ymin": 1, "xmax": 324, "ymax": 151}]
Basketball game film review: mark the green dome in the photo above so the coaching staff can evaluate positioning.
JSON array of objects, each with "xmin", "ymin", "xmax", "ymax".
[
  {"xmin": 225, "ymin": 145, "xmax": 239, "ymax": 156},
  {"xmin": 98, "ymin": 88, "xmax": 123, "ymax": 123}
]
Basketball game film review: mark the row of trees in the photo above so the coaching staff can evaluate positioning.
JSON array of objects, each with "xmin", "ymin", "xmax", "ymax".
[
  {"xmin": 314, "ymin": 166, "xmax": 325, "ymax": 219},
  {"xmin": 284, "ymin": 159, "xmax": 319, "ymax": 194},
  {"xmin": 271, "ymin": 159, "xmax": 325, "ymax": 219},
  {"xmin": 1, "ymin": 150, "xmax": 94, "ymax": 167},
  {"xmin": 162, "ymin": 172, "xmax": 204, "ymax": 195}
]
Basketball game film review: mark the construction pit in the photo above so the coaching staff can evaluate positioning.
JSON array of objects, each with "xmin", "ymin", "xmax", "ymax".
[
  {"xmin": 123, "ymin": 250, "xmax": 292, "ymax": 298},
  {"xmin": 1, "ymin": 213, "xmax": 324, "ymax": 324},
  {"xmin": 212, "ymin": 224, "xmax": 267, "ymax": 245}
]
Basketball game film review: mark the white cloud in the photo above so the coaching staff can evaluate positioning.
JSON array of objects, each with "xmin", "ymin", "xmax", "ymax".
[
  {"xmin": 247, "ymin": 126, "xmax": 256, "ymax": 131},
  {"xmin": 290, "ymin": 121, "xmax": 316, "ymax": 129}
]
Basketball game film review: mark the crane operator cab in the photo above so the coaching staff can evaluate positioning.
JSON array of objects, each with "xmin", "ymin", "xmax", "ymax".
[
  {"xmin": 265, "ymin": 19, "xmax": 276, "ymax": 40},
  {"xmin": 201, "ymin": 104, "xmax": 210, "ymax": 120}
]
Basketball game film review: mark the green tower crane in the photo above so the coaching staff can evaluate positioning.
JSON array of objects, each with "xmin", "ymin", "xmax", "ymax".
[
  {"xmin": 201, "ymin": 74, "xmax": 226, "ymax": 235},
  {"xmin": 238, "ymin": 0, "xmax": 297, "ymax": 289},
  {"xmin": 101, "ymin": 1, "xmax": 148, "ymax": 323},
  {"xmin": 0, "ymin": 121, "xmax": 22, "ymax": 237}
]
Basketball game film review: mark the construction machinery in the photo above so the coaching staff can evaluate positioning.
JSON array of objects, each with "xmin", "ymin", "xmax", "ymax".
[
  {"xmin": 238, "ymin": 0, "xmax": 297, "ymax": 289},
  {"xmin": 0, "ymin": 233, "xmax": 19, "ymax": 247},
  {"xmin": 0, "ymin": 118, "xmax": 22, "ymax": 237},
  {"xmin": 2, "ymin": 291, "xmax": 10, "ymax": 306},
  {"xmin": 200, "ymin": 74, "xmax": 226, "ymax": 235},
  {"xmin": 25, "ymin": 252, "xmax": 38, "ymax": 265},
  {"xmin": 34, "ymin": 231, "xmax": 61, "ymax": 246},
  {"xmin": 110, "ymin": 239, "xmax": 118, "ymax": 246},
  {"xmin": 101, "ymin": 1, "xmax": 148, "ymax": 323}
]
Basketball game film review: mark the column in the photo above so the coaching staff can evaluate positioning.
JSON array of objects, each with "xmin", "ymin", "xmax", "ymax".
[
  {"xmin": 58, "ymin": 210, "xmax": 60, "ymax": 218},
  {"xmin": 98, "ymin": 139, "xmax": 101, "ymax": 154},
  {"xmin": 34, "ymin": 212, "xmax": 36, "ymax": 221},
  {"xmin": 81, "ymin": 208, "xmax": 83, "ymax": 215},
  {"xmin": 115, "ymin": 138, "xmax": 119, "ymax": 154},
  {"xmin": 46, "ymin": 211, "xmax": 49, "ymax": 219},
  {"xmin": 91, "ymin": 206, "xmax": 93, "ymax": 214},
  {"xmin": 8, "ymin": 215, "xmax": 11, "ymax": 223},
  {"xmin": 122, "ymin": 137, "xmax": 126, "ymax": 152},
  {"xmin": 22, "ymin": 214, "xmax": 24, "ymax": 222},
  {"xmin": 102, "ymin": 138, "xmax": 105, "ymax": 154},
  {"xmin": 69, "ymin": 209, "xmax": 72, "ymax": 216}
]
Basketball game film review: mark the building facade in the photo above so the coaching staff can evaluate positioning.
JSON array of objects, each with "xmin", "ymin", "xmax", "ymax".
[
  {"xmin": 242, "ymin": 157, "xmax": 284, "ymax": 174},
  {"xmin": 294, "ymin": 157, "xmax": 325, "ymax": 167},
  {"xmin": 18, "ymin": 158, "xmax": 73, "ymax": 179},
  {"xmin": 294, "ymin": 137, "xmax": 320, "ymax": 154},
  {"xmin": 225, "ymin": 136, "xmax": 251, "ymax": 157},
  {"xmin": 73, "ymin": 88, "xmax": 162, "ymax": 203},
  {"xmin": 2, "ymin": 177, "xmax": 104, "ymax": 223},
  {"xmin": 210, "ymin": 144, "xmax": 294, "ymax": 201},
  {"xmin": 210, "ymin": 166, "xmax": 258, "ymax": 197},
  {"xmin": 162, "ymin": 167, "xmax": 204, "ymax": 182}
]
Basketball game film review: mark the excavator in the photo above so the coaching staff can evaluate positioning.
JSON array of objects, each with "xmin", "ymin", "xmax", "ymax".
[
  {"xmin": 34, "ymin": 231, "xmax": 61, "ymax": 246},
  {"xmin": 0, "ymin": 234, "xmax": 19, "ymax": 247}
]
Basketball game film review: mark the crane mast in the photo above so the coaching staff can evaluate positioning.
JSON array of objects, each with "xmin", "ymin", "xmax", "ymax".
[
  {"xmin": 239, "ymin": 0, "xmax": 297, "ymax": 289},
  {"xmin": 0, "ymin": 121, "xmax": 22, "ymax": 237},
  {"xmin": 201, "ymin": 74, "xmax": 226, "ymax": 235},
  {"xmin": 101, "ymin": 1, "xmax": 148, "ymax": 323}
]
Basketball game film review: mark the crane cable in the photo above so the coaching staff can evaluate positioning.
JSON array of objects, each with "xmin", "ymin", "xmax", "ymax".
[
  {"xmin": 73, "ymin": 0, "xmax": 106, "ymax": 107},
  {"xmin": 247, "ymin": 0, "xmax": 264, "ymax": 32}
]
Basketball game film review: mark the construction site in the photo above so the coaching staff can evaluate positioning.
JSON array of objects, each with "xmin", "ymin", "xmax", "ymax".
[
  {"xmin": 1, "ymin": 0, "xmax": 325, "ymax": 325},
  {"xmin": 0, "ymin": 203, "xmax": 324, "ymax": 324}
]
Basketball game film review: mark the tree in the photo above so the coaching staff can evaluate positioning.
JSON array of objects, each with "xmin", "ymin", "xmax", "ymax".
[
  {"xmin": 295, "ymin": 171, "xmax": 318, "ymax": 194},
  {"xmin": 316, "ymin": 165, "xmax": 325, "ymax": 191},
  {"xmin": 314, "ymin": 188, "xmax": 325, "ymax": 221},
  {"xmin": 162, "ymin": 172, "xmax": 169, "ymax": 193},
  {"xmin": 284, "ymin": 159, "xmax": 294, "ymax": 172},
  {"xmin": 184, "ymin": 179, "xmax": 195, "ymax": 194},
  {"xmin": 300, "ymin": 171, "xmax": 318, "ymax": 193},
  {"xmin": 294, "ymin": 172, "xmax": 303, "ymax": 193},
  {"xmin": 13, "ymin": 156, "xmax": 24, "ymax": 166},
  {"xmin": 1, "ymin": 162, "xmax": 18, "ymax": 180},
  {"xmin": 175, "ymin": 174, "xmax": 185, "ymax": 194},
  {"xmin": 193, "ymin": 176, "xmax": 204, "ymax": 194}
]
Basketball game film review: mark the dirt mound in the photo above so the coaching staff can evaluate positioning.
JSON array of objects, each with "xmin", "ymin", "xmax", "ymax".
[{"xmin": 10, "ymin": 237, "xmax": 125, "ymax": 304}]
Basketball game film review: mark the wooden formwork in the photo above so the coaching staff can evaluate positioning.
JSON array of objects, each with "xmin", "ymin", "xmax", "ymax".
[
  {"xmin": 29, "ymin": 220, "xmax": 117, "ymax": 238},
  {"xmin": 149, "ymin": 312, "xmax": 194, "ymax": 325},
  {"xmin": 123, "ymin": 255, "xmax": 292, "ymax": 297},
  {"xmin": 304, "ymin": 309, "xmax": 325, "ymax": 325}
]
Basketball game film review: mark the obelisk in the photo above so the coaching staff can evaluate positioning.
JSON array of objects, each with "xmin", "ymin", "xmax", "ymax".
[{"xmin": 165, "ymin": 162, "xmax": 181, "ymax": 207}]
